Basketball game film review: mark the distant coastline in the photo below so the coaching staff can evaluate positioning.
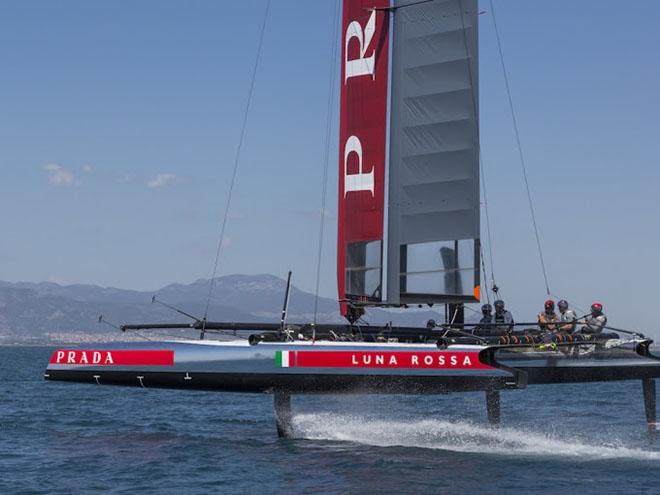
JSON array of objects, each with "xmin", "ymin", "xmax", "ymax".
[{"xmin": 0, "ymin": 274, "xmax": 440, "ymax": 343}]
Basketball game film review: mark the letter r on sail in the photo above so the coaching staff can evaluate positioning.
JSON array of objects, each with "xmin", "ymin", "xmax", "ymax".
[
  {"xmin": 344, "ymin": 135, "xmax": 374, "ymax": 196},
  {"xmin": 345, "ymin": 10, "xmax": 376, "ymax": 82}
]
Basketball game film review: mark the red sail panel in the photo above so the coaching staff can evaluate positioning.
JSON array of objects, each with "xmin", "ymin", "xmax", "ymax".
[{"xmin": 337, "ymin": 0, "xmax": 390, "ymax": 314}]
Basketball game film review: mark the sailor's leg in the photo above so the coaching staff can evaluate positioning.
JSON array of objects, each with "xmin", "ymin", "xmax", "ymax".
[
  {"xmin": 274, "ymin": 390, "xmax": 293, "ymax": 438},
  {"xmin": 486, "ymin": 389, "xmax": 501, "ymax": 426},
  {"xmin": 642, "ymin": 378, "xmax": 656, "ymax": 432}
]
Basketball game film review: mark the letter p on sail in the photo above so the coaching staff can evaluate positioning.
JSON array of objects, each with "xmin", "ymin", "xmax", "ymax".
[{"xmin": 344, "ymin": 135, "xmax": 374, "ymax": 196}]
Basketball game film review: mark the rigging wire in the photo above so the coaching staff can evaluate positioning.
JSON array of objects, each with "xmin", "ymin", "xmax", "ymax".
[
  {"xmin": 312, "ymin": 0, "xmax": 341, "ymax": 327},
  {"xmin": 479, "ymin": 244, "xmax": 491, "ymax": 305},
  {"xmin": 488, "ymin": 0, "xmax": 551, "ymax": 296},
  {"xmin": 202, "ymin": 0, "xmax": 271, "ymax": 325},
  {"xmin": 549, "ymin": 291, "xmax": 588, "ymax": 315},
  {"xmin": 123, "ymin": 329, "xmax": 156, "ymax": 342},
  {"xmin": 480, "ymin": 157, "xmax": 498, "ymax": 294},
  {"xmin": 457, "ymin": 1, "xmax": 498, "ymax": 301}
]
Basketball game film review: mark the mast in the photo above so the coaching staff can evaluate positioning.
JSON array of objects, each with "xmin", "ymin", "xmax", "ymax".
[{"xmin": 279, "ymin": 271, "xmax": 293, "ymax": 332}]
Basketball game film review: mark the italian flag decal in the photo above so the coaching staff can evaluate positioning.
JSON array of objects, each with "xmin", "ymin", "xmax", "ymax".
[{"xmin": 275, "ymin": 350, "xmax": 292, "ymax": 368}]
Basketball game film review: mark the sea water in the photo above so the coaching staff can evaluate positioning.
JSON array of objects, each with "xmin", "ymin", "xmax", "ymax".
[{"xmin": 1, "ymin": 346, "xmax": 659, "ymax": 494}]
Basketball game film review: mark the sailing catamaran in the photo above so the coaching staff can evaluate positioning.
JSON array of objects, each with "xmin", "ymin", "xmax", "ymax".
[{"xmin": 44, "ymin": 0, "xmax": 660, "ymax": 437}]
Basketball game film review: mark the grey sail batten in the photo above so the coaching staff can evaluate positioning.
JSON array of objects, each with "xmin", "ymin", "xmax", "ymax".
[{"xmin": 386, "ymin": 0, "xmax": 480, "ymax": 305}]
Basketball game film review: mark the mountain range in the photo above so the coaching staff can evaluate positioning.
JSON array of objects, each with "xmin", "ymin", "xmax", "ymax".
[{"xmin": 0, "ymin": 274, "xmax": 442, "ymax": 343}]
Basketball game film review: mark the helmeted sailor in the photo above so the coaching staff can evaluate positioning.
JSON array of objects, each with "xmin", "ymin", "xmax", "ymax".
[
  {"xmin": 493, "ymin": 299, "xmax": 514, "ymax": 334},
  {"xmin": 580, "ymin": 302, "xmax": 607, "ymax": 334},
  {"xmin": 474, "ymin": 304, "xmax": 494, "ymax": 335},
  {"xmin": 538, "ymin": 300, "xmax": 559, "ymax": 332},
  {"xmin": 557, "ymin": 299, "xmax": 577, "ymax": 334}
]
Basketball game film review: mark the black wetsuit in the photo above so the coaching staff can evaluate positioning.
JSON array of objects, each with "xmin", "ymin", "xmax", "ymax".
[
  {"xmin": 493, "ymin": 310, "xmax": 514, "ymax": 335},
  {"xmin": 474, "ymin": 315, "xmax": 494, "ymax": 336}
]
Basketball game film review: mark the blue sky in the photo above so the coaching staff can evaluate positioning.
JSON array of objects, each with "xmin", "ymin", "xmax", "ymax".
[{"xmin": 1, "ymin": 1, "xmax": 659, "ymax": 333}]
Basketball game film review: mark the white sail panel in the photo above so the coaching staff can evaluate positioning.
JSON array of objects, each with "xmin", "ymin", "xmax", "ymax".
[{"xmin": 386, "ymin": 0, "xmax": 480, "ymax": 304}]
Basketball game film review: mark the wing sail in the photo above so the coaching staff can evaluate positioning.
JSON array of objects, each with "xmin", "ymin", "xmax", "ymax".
[{"xmin": 338, "ymin": 0, "xmax": 480, "ymax": 313}]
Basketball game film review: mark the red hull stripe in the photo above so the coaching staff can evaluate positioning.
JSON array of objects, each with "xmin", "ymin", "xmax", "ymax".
[
  {"xmin": 49, "ymin": 349, "xmax": 174, "ymax": 366},
  {"xmin": 293, "ymin": 351, "xmax": 490, "ymax": 369}
]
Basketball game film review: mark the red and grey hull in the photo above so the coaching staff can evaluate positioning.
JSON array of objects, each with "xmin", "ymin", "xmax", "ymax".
[
  {"xmin": 44, "ymin": 339, "xmax": 660, "ymax": 393},
  {"xmin": 44, "ymin": 341, "xmax": 521, "ymax": 393},
  {"xmin": 44, "ymin": 339, "xmax": 660, "ymax": 434}
]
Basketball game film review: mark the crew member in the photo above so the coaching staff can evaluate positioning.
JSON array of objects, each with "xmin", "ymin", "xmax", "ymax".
[
  {"xmin": 474, "ymin": 304, "xmax": 493, "ymax": 335},
  {"xmin": 493, "ymin": 299, "xmax": 514, "ymax": 334},
  {"xmin": 538, "ymin": 300, "xmax": 559, "ymax": 332},
  {"xmin": 580, "ymin": 302, "xmax": 607, "ymax": 334},
  {"xmin": 557, "ymin": 299, "xmax": 577, "ymax": 334}
]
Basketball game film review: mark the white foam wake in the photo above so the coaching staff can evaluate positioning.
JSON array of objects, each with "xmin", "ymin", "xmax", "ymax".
[{"xmin": 293, "ymin": 413, "xmax": 660, "ymax": 462}]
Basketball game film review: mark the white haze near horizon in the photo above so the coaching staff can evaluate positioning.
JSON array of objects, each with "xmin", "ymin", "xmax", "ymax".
[{"xmin": 0, "ymin": 1, "xmax": 658, "ymax": 337}]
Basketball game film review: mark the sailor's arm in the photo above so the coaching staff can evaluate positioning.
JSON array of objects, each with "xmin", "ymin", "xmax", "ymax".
[
  {"xmin": 559, "ymin": 312, "xmax": 577, "ymax": 332},
  {"xmin": 537, "ymin": 313, "xmax": 545, "ymax": 326},
  {"xmin": 558, "ymin": 320, "xmax": 574, "ymax": 332}
]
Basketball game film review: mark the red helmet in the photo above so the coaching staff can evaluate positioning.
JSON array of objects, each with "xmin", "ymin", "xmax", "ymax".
[
  {"xmin": 544, "ymin": 299, "xmax": 555, "ymax": 310},
  {"xmin": 591, "ymin": 302, "xmax": 603, "ymax": 313}
]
